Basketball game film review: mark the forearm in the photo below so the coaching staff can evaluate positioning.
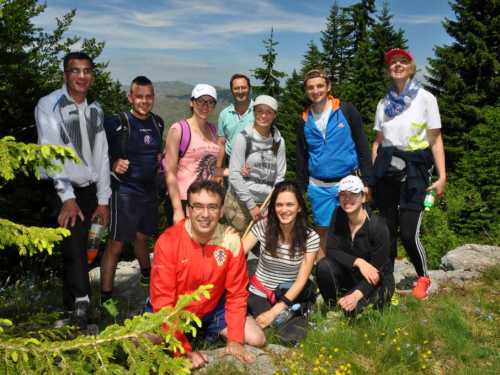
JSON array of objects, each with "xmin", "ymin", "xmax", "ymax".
[
  {"xmin": 431, "ymin": 135, "xmax": 446, "ymax": 181},
  {"xmin": 166, "ymin": 173, "xmax": 184, "ymax": 210}
]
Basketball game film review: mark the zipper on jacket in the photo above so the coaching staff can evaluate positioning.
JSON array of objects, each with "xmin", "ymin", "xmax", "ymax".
[{"xmin": 201, "ymin": 243, "xmax": 205, "ymax": 256}]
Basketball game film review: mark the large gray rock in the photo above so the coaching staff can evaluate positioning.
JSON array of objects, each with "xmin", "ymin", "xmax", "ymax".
[
  {"xmin": 394, "ymin": 258, "xmax": 417, "ymax": 284},
  {"xmin": 198, "ymin": 345, "xmax": 279, "ymax": 374},
  {"xmin": 89, "ymin": 254, "xmax": 154, "ymax": 310},
  {"xmin": 440, "ymin": 244, "xmax": 500, "ymax": 272}
]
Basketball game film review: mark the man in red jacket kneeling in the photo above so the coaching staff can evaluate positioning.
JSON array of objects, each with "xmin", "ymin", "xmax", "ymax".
[{"xmin": 151, "ymin": 180, "xmax": 266, "ymax": 369}]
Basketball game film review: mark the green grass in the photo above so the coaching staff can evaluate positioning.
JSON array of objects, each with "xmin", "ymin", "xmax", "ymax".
[{"xmin": 1, "ymin": 266, "xmax": 500, "ymax": 374}]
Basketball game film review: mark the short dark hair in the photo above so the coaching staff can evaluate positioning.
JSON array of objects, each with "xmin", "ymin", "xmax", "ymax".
[
  {"xmin": 130, "ymin": 76, "xmax": 153, "ymax": 93},
  {"xmin": 303, "ymin": 69, "xmax": 330, "ymax": 91},
  {"xmin": 63, "ymin": 52, "xmax": 94, "ymax": 71},
  {"xmin": 230, "ymin": 74, "xmax": 251, "ymax": 90},
  {"xmin": 187, "ymin": 180, "xmax": 224, "ymax": 205}
]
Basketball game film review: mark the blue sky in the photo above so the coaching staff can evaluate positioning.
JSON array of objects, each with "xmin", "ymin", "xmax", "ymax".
[{"xmin": 34, "ymin": 0, "xmax": 456, "ymax": 88}]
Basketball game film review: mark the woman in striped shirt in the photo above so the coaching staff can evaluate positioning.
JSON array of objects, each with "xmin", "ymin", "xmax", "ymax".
[{"xmin": 243, "ymin": 181, "xmax": 319, "ymax": 333}]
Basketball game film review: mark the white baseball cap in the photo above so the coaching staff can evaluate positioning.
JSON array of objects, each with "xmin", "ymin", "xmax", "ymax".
[
  {"xmin": 191, "ymin": 84, "xmax": 217, "ymax": 101},
  {"xmin": 254, "ymin": 95, "xmax": 278, "ymax": 111},
  {"xmin": 338, "ymin": 176, "xmax": 364, "ymax": 195}
]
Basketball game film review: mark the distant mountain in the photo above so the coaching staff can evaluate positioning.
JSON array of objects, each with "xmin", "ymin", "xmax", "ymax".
[{"xmin": 121, "ymin": 81, "xmax": 256, "ymax": 135}]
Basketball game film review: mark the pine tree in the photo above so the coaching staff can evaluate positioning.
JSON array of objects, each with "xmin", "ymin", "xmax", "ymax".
[
  {"xmin": 425, "ymin": 0, "xmax": 500, "ymax": 241},
  {"xmin": 251, "ymin": 28, "xmax": 287, "ymax": 98},
  {"xmin": 320, "ymin": 1, "xmax": 351, "ymax": 97},
  {"xmin": 301, "ymin": 40, "xmax": 324, "ymax": 74},
  {"xmin": 342, "ymin": 0, "xmax": 376, "ymax": 56},
  {"xmin": 371, "ymin": 1, "xmax": 408, "ymax": 79}
]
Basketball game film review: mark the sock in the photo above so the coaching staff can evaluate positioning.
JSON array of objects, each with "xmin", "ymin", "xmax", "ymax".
[
  {"xmin": 101, "ymin": 291, "xmax": 113, "ymax": 304},
  {"xmin": 75, "ymin": 295, "xmax": 90, "ymax": 304},
  {"xmin": 140, "ymin": 266, "xmax": 151, "ymax": 278}
]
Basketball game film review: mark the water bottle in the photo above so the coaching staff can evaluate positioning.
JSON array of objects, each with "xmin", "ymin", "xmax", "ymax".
[
  {"xmin": 87, "ymin": 215, "xmax": 104, "ymax": 264},
  {"xmin": 424, "ymin": 184, "xmax": 436, "ymax": 212},
  {"xmin": 271, "ymin": 303, "xmax": 301, "ymax": 327}
]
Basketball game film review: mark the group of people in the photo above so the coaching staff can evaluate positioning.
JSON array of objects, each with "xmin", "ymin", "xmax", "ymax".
[{"xmin": 35, "ymin": 47, "xmax": 446, "ymax": 368}]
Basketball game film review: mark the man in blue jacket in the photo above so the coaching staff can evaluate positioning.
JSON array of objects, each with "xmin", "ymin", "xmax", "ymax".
[
  {"xmin": 296, "ymin": 69, "xmax": 372, "ymax": 260},
  {"xmin": 101, "ymin": 76, "xmax": 164, "ymax": 318}
]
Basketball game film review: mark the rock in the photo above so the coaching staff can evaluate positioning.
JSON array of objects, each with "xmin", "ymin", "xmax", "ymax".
[
  {"xmin": 198, "ymin": 345, "xmax": 279, "ymax": 375},
  {"xmin": 440, "ymin": 244, "xmax": 500, "ymax": 272},
  {"xmin": 394, "ymin": 258, "xmax": 417, "ymax": 284},
  {"xmin": 89, "ymin": 254, "xmax": 153, "ymax": 309}
]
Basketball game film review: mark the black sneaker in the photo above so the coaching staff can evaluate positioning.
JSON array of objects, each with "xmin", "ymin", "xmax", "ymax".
[
  {"xmin": 139, "ymin": 274, "xmax": 150, "ymax": 287},
  {"xmin": 70, "ymin": 301, "xmax": 91, "ymax": 330}
]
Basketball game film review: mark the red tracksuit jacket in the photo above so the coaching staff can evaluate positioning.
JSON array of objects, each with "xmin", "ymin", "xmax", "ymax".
[{"xmin": 151, "ymin": 218, "xmax": 248, "ymax": 354}]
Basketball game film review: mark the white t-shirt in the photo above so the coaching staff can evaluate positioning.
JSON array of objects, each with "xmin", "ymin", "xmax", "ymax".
[
  {"xmin": 249, "ymin": 219, "xmax": 319, "ymax": 299},
  {"xmin": 374, "ymin": 88, "xmax": 441, "ymax": 151}
]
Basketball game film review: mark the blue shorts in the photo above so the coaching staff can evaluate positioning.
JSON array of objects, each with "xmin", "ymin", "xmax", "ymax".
[
  {"xmin": 308, "ymin": 184, "xmax": 340, "ymax": 227},
  {"xmin": 108, "ymin": 191, "xmax": 159, "ymax": 242},
  {"xmin": 198, "ymin": 294, "xmax": 250, "ymax": 343}
]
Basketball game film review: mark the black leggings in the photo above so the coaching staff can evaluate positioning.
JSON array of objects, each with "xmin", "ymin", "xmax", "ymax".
[
  {"xmin": 316, "ymin": 258, "xmax": 394, "ymax": 317},
  {"xmin": 374, "ymin": 174, "xmax": 428, "ymax": 277}
]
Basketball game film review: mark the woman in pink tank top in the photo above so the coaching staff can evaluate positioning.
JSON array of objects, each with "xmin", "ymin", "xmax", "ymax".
[{"xmin": 164, "ymin": 84, "xmax": 229, "ymax": 226}]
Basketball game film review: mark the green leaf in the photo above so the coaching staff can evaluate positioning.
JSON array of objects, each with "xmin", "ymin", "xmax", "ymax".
[{"xmin": 11, "ymin": 351, "xmax": 18, "ymax": 362}]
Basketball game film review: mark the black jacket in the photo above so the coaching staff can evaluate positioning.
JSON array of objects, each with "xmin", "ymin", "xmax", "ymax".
[{"xmin": 326, "ymin": 208, "xmax": 395, "ymax": 298}]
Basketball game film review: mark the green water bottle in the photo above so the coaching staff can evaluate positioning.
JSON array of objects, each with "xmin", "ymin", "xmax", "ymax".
[{"xmin": 424, "ymin": 184, "xmax": 436, "ymax": 212}]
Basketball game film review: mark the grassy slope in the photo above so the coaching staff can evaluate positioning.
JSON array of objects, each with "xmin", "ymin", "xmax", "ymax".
[{"xmin": 1, "ymin": 266, "xmax": 499, "ymax": 374}]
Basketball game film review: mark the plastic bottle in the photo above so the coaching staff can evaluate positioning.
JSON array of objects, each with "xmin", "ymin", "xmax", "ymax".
[
  {"xmin": 424, "ymin": 184, "xmax": 436, "ymax": 212},
  {"xmin": 87, "ymin": 215, "xmax": 104, "ymax": 264},
  {"xmin": 271, "ymin": 303, "xmax": 301, "ymax": 327}
]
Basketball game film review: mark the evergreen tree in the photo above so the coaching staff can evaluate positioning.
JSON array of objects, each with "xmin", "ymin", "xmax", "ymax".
[
  {"xmin": 425, "ymin": 0, "xmax": 500, "ymax": 241},
  {"xmin": 371, "ymin": 1, "xmax": 408, "ymax": 79},
  {"xmin": 301, "ymin": 40, "xmax": 324, "ymax": 74},
  {"xmin": 251, "ymin": 28, "xmax": 287, "ymax": 98},
  {"xmin": 320, "ymin": 1, "xmax": 351, "ymax": 97},
  {"xmin": 342, "ymin": 0, "xmax": 376, "ymax": 56},
  {"xmin": 274, "ymin": 70, "xmax": 309, "ymax": 181},
  {"xmin": 0, "ymin": 0, "xmax": 128, "ymax": 142}
]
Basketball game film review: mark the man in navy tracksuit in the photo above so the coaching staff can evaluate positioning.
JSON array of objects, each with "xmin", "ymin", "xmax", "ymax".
[
  {"xmin": 100, "ymin": 76, "xmax": 164, "ymax": 318},
  {"xmin": 296, "ymin": 69, "xmax": 372, "ymax": 260}
]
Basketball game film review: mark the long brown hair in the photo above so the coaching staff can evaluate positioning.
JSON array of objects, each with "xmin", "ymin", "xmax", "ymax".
[{"xmin": 264, "ymin": 181, "xmax": 312, "ymax": 259}]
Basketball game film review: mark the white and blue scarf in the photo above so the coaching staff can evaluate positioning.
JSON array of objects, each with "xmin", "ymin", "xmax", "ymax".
[{"xmin": 384, "ymin": 79, "xmax": 421, "ymax": 118}]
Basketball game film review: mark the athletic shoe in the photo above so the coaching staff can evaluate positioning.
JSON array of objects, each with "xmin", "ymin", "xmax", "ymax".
[
  {"xmin": 142, "ymin": 297, "xmax": 153, "ymax": 316},
  {"xmin": 391, "ymin": 292, "xmax": 399, "ymax": 306},
  {"xmin": 139, "ymin": 274, "xmax": 150, "ymax": 287},
  {"xmin": 99, "ymin": 298, "xmax": 120, "ymax": 319},
  {"xmin": 412, "ymin": 276, "xmax": 432, "ymax": 299},
  {"xmin": 70, "ymin": 301, "xmax": 91, "ymax": 330}
]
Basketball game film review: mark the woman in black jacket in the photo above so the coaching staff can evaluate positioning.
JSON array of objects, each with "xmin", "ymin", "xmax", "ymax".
[{"xmin": 316, "ymin": 176, "xmax": 394, "ymax": 317}]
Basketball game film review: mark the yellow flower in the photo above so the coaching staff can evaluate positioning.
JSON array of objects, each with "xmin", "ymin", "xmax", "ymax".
[
  {"xmin": 422, "ymin": 365, "xmax": 426, "ymax": 369},
  {"xmin": 392, "ymin": 338, "xmax": 397, "ymax": 343},
  {"xmin": 321, "ymin": 346, "xmax": 326, "ymax": 351},
  {"xmin": 313, "ymin": 368, "xmax": 318, "ymax": 372},
  {"xmin": 423, "ymin": 340, "xmax": 429, "ymax": 344},
  {"xmin": 397, "ymin": 347, "xmax": 401, "ymax": 351},
  {"xmin": 340, "ymin": 365, "xmax": 345, "ymax": 370},
  {"xmin": 319, "ymin": 354, "xmax": 323, "ymax": 358},
  {"xmin": 300, "ymin": 344, "xmax": 304, "ymax": 348},
  {"xmin": 427, "ymin": 351, "xmax": 432, "ymax": 355},
  {"xmin": 367, "ymin": 341, "xmax": 371, "ymax": 345},
  {"xmin": 347, "ymin": 364, "xmax": 351, "ymax": 368},
  {"xmin": 292, "ymin": 351, "xmax": 296, "ymax": 356},
  {"xmin": 404, "ymin": 332, "xmax": 408, "ymax": 336},
  {"xmin": 364, "ymin": 333, "xmax": 368, "ymax": 338},
  {"xmin": 334, "ymin": 348, "xmax": 339, "ymax": 353},
  {"xmin": 435, "ymin": 362, "xmax": 440, "ymax": 366},
  {"xmin": 423, "ymin": 354, "xmax": 427, "ymax": 358},
  {"xmin": 329, "ymin": 355, "xmax": 333, "ymax": 359}
]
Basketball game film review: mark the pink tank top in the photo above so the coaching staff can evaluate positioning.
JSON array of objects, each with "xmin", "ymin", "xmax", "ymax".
[{"xmin": 170, "ymin": 122, "xmax": 220, "ymax": 200}]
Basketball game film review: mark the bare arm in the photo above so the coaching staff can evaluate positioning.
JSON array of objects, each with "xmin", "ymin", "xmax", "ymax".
[
  {"xmin": 372, "ymin": 131, "xmax": 384, "ymax": 164},
  {"xmin": 164, "ymin": 125, "xmax": 184, "ymax": 224},
  {"xmin": 215, "ymin": 137, "xmax": 227, "ymax": 186},
  {"xmin": 427, "ymin": 128, "xmax": 446, "ymax": 199},
  {"xmin": 242, "ymin": 231, "xmax": 259, "ymax": 255}
]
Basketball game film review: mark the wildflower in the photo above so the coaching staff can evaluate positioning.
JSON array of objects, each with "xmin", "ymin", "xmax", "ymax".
[
  {"xmin": 422, "ymin": 365, "xmax": 426, "ymax": 369},
  {"xmin": 321, "ymin": 347, "xmax": 326, "ymax": 351},
  {"xmin": 423, "ymin": 340, "xmax": 428, "ymax": 344},
  {"xmin": 397, "ymin": 347, "xmax": 400, "ymax": 351},
  {"xmin": 364, "ymin": 333, "xmax": 368, "ymax": 338},
  {"xmin": 313, "ymin": 368, "xmax": 318, "ymax": 372},
  {"xmin": 435, "ymin": 362, "xmax": 440, "ymax": 366},
  {"xmin": 423, "ymin": 354, "xmax": 427, "ymax": 358},
  {"xmin": 406, "ymin": 343, "xmax": 411, "ymax": 348},
  {"xmin": 404, "ymin": 332, "xmax": 408, "ymax": 336},
  {"xmin": 410, "ymin": 351, "xmax": 414, "ymax": 356},
  {"xmin": 292, "ymin": 352, "xmax": 297, "ymax": 356},
  {"xmin": 334, "ymin": 348, "xmax": 339, "ymax": 353},
  {"xmin": 423, "ymin": 319, "xmax": 427, "ymax": 323},
  {"xmin": 329, "ymin": 355, "xmax": 333, "ymax": 359},
  {"xmin": 367, "ymin": 341, "xmax": 371, "ymax": 345},
  {"xmin": 347, "ymin": 364, "xmax": 351, "ymax": 368},
  {"xmin": 392, "ymin": 339, "xmax": 397, "ymax": 343},
  {"xmin": 427, "ymin": 351, "xmax": 431, "ymax": 355},
  {"xmin": 300, "ymin": 344, "xmax": 304, "ymax": 348},
  {"xmin": 340, "ymin": 365, "xmax": 345, "ymax": 370}
]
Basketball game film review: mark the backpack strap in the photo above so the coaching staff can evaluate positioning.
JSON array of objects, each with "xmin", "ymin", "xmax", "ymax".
[
  {"xmin": 178, "ymin": 119, "xmax": 191, "ymax": 159},
  {"xmin": 240, "ymin": 131, "xmax": 253, "ymax": 159},
  {"xmin": 207, "ymin": 122, "xmax": 217, "ymax": 139},
  {"xmin": 117, "ymin": 112, "xmax": 130, "ymax": 159},
  {"xmin": 339, "ymin": 101, "xmax": 352, "ymax": 128},
  {"xmin": 149, "ymin": 112, "xmax": 163, "ymax": 138}
]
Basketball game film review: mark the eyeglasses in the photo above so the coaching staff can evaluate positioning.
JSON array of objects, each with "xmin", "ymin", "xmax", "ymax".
[
  {"xmin": 195, "ymin": 98, "xmax": 216, "ymax": 108},
  {"xmin": 187, "ymin": 203, "xmax": 221, "ymax": 212},
  {"xmin": 65, "ymin": 68, "xmax": 93, "ymax": 76}
]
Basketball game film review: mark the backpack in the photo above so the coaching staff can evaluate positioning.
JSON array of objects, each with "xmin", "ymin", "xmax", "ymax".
[
  {"xmin": 157, "ymin": 120, "xmax": 217, "ymax": 196},
  {"xmin": 116, "ymin": 111, "xmax": 162, "ymax": 159},
  {"xmin": 239, "ymin": 129, "xmax": 282, "ymax": 160}
]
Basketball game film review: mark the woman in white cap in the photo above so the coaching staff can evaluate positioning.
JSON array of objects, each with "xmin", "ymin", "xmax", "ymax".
[
  {"xmin": 225, "ymin": 95, "xmax": 286, "ymax": 235},
  {"xmin": 164, "ymin": 84, "xmax": 227, "ymax": 226},
  {"xmin": 316, "ymin": 176, "xmax": 395, "ymax": 317},
  {"xmin": 370, "ymin": 48, "xmax": 446, "ymax": 299}
]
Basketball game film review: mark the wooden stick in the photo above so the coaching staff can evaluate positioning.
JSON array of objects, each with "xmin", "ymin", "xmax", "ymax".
[{"xmin": 242, "ymin": 188, "xmax": 274, "ymax": 239}]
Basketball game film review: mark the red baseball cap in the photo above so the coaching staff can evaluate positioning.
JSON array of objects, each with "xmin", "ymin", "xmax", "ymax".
[{"xmin": 385, "ymin": 48, "xmax": 414, "ymax": 64}]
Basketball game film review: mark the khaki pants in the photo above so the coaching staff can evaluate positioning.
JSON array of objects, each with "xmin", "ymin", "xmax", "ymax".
[{"xmin": 225, "ymin": 190, "xmax": 261, "ymax": 237}]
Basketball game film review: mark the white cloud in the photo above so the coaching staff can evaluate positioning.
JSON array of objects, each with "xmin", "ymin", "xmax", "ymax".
[{"xmin": 394, "ymin": 14, "xmax": 444, "ymax": 25}]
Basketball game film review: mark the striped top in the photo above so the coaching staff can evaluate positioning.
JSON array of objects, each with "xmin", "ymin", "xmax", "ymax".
[{"xmin": 250, "ymin": 219, "xmax": 320, "ymax": 298}]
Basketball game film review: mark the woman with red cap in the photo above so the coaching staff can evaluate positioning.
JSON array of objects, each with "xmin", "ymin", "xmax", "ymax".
[{"xmin": 370, "ymin": 49, "xmax": 446, "ymax": 300}]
